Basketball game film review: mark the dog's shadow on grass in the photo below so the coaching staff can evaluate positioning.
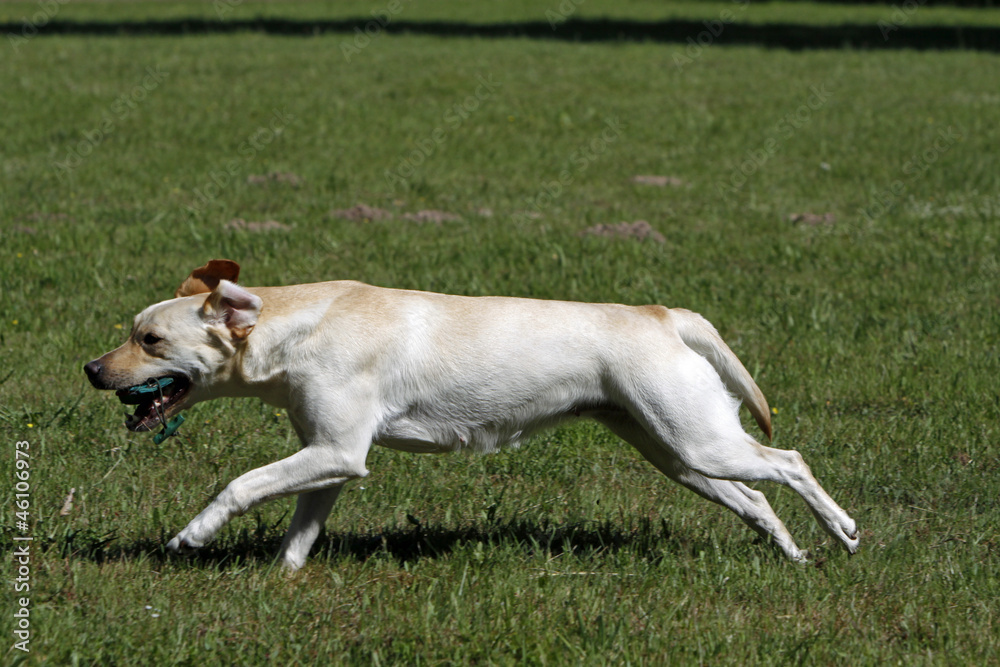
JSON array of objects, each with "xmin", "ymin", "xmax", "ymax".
[
  {"xmin": 314, "ymin": 517, "xmax": 685, "ymax": 566},
  {"xmin": 60, "ymin": 516, "xmax": 730, "ymax": 571}
]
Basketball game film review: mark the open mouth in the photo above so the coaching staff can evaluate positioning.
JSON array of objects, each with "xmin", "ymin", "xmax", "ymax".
[{"xmin": 117, "ymin": 376, "xmax": 191, "ymax": 432}]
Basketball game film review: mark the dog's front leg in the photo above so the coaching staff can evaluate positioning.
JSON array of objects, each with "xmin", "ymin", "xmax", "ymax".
[
  {"xmin": 278, "ymin": 486, "xmax": 345, "ymax": 570},
  {"xmin": 166, "ymin": 445, "xmax": 369, "ymax": 556}
]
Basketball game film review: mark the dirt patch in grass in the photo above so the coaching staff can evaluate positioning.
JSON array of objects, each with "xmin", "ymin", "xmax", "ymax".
[
  {"xmin": 630, "ymin": 175, "xmax": 686, "ymax": 187},
  {"xmin": 402, "ymin": 210, "xmax": 461, "ymax": 224},
  {"xmin": 579, "ymin": 220, "xmax": 665, "ymax": 243},
  {"xmin": 225, "ymin": 218, "xmax": 292, "ymax": 232},
  {"xmin": 330, "ymin": 204, "xmax": 461, "ymax": 224},
  {"xmin": 329, "ymin": 204, "xmax": 395, "ymax": 222},
  {"xmin": 789, "ymin": 212, "xmax": 837, "ymax": 226}
]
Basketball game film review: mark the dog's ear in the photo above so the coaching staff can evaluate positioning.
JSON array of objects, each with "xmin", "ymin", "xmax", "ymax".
[
  {"xmin": 175, "ymin": 259, "xmax": 241, "ymax": 298},
  {"xmin": 202, "ymin": 280, "xmax": 262, "ymax": 341}
]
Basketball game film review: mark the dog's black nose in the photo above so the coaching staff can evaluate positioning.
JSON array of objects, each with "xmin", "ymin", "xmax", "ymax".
[{"xmin": 84, "ymin": 360, "xmax": 104, "ymax": 387}]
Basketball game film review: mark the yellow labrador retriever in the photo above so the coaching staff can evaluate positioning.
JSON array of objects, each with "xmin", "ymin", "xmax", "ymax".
[{"xmin": 85, "ymin": 259, "xmax": 858, "ymax": 569}]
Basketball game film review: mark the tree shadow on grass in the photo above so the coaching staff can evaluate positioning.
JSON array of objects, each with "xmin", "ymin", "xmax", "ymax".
[
  {"xmin": 52, "ymin": 515, "xmax": 728, "ymax": 571},
  {"xmin": 7, "ymin": 17, "xmax": 1000, "ymax": 52}
]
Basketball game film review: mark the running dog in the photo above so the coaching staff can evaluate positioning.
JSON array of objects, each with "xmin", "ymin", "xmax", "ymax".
[{"xmin": 84, "ymin": 259, "xmax": 859, "ymax": 570}]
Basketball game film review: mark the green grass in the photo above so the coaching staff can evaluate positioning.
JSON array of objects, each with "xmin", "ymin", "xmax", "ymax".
[{"xmin": 2, "ymin": 2, "xmax": 1000, "ymax": 664}]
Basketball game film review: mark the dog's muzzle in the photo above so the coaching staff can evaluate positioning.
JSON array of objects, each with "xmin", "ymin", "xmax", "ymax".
[
  {"xmin": 84, "ymin": 361, "xmax": 191, "ymax": 433},
  {"xmin": 84, "ymin": 360, "xmax": 110, "ymax": 389}
]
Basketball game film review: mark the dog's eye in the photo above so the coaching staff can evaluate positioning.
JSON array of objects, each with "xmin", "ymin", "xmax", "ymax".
[{"xmin": 143, "ymin": 333, "xmax": 163, "ymax": 346}]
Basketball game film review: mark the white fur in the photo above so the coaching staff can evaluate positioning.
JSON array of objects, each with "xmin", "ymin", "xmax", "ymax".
[{"xmin": 89, "ymin": 274, "xmax": 859, "ymax": 570}]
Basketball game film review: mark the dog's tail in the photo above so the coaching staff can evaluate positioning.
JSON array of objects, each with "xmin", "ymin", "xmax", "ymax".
[{"xmin": 672, "ymin": 308, "xmax": 772, "ymax": 440}]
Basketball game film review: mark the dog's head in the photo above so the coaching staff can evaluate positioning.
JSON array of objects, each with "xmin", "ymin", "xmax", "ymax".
[{"xmin": 84, "ymin": 259, "xmax": 262, "ymax": 432}]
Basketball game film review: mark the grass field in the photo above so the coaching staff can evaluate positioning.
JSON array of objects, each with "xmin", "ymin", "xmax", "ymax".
[{"xmin": 2, "ymin": 0, "xmax": 999, "ymax": 664}]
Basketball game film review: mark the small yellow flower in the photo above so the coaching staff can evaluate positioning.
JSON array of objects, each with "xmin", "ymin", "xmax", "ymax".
[
  {"xmin": 771, "ymin": 407, "xmax": 779, "ymax": 414},
  {"xmin": 114, "ymin": 323, "xmax": 123, "ymax": 329},
  {"xmin": 12, "ymin": 320, "xmax": 18, "ymax": 325},
  {"xmin": 27, "ymin": 423, "xmax": 34, "ymax": 428},
  {"xmin": 17, "ymin": 253, "xmax": 23, "ymax": 258}
]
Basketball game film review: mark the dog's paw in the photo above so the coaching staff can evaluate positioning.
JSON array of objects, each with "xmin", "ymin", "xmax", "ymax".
[
  {"xmin": 166, "ymin": 534, "xmax": 203, "ymax": 555},
  {"xmin": 280, "ymin": 557, "xmax": 306, "ymax": 574},
  {"xmin": 837, "ymin": 517, "xmax": 860, "ymax": 555},
  {"xmin": 790, "ymin": 550, "xmax": 810, "ymax": 565},
  {"xmin": 278, "ymin": 550, "xmax": 307, "ymax": 572}
]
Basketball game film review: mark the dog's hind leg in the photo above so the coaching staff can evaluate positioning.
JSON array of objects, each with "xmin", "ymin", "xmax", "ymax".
[
  {"xmin": 596, "ymin": 413, "xmax": 806, "ymax": 561},
  {"xmin": 701, "ymin": 438, "xmax": 860, "ymax": 555},
  {"xmin": 619, "ymin": 357, "xmax": 859, "ymax": 555},
  {"xmin": 278, "ymin": 486, "xmax": 344, "ymax": 571}
]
